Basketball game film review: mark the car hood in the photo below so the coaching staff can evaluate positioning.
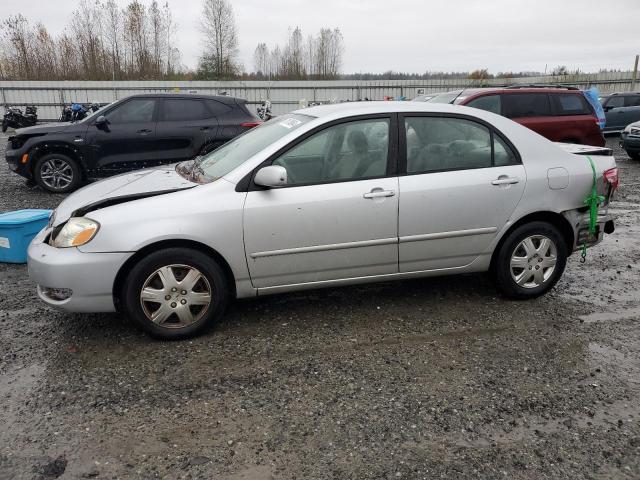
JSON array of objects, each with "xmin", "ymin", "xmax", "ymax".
[
  {"xmin": 16, "ymin": 122, "xmax": 74, "ymax": 135},
  {"xmin": 52, "ymin": 164, "xmax": 195, "ymax": 227}
]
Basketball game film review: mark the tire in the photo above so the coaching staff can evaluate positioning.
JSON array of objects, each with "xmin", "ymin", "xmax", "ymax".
[
  {"xmin": 33, "ymin": 153, "xmax": 82, "ymax": 193},
  {"xmin": 1, "ymin": 121, "xmax": 7, "ymax": 133},
  {"xmin": 626, "ymin": 150, "xmax": 640, "ymax": 161},
  {"xmin": 492, "ymin": 221, "xmax": 568, "ymax": 300},
  {"xmin": 122, "ymin": 248, "xmax": 230, "ymax": 340}
]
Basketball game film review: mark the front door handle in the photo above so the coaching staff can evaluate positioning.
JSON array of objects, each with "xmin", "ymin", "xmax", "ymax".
[
  {"xmin": 363, "ymin": 189, "xmax": 395, "ymax": 199},
  {"xmin": 491, "ymin": 176, "xmax": 519, "ymax": 186},
  {"xmin": 136, "ymin": 129, "xmax": 152, "ymax": 134}
]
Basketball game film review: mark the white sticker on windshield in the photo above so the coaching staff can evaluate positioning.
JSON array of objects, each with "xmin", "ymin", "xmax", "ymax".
[
  {"xmin": 0, "ymin": 237, "xmax": 10, "ymax": 249},
  {"xmin": 279, "ymin": 118, "xmax": 302, "ymax": 129}
]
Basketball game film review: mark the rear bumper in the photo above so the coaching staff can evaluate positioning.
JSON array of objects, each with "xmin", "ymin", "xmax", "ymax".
[
  {"xmin": 27, "ymin": 228, "xmax": 132, "ymax": 313},
  {"xmin": 564, "ymin": 209, "xmax": 614, "ymax": 251}
]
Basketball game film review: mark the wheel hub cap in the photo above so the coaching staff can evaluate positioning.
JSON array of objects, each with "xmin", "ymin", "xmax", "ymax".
[
  {"xmin": 510, "ymin": 235, "xmax": 558, "ymax": 289},
  {"xmin": 40, "ymin": 158, "xmax": 73, "ymax": 190},
  {"xmin": 140, "ymin": 264, "xmax": 212, "ymax": 329}
]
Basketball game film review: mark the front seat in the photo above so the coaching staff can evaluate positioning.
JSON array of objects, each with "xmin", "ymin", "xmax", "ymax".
[{"xmin": 330, "ymin": 130, "xmax": 369, "ymax": 180}]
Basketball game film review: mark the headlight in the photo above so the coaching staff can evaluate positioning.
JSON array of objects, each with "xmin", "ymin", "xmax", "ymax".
[{"xmin": 52, "ymin": 217, "xmax": 99, "ymax": 248}]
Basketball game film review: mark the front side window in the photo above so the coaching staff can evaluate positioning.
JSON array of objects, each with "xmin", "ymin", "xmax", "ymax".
[
  {"xmin": 605, "ymin": 96, "xmax": 625, "ymax": 108},
  {"xmin": 625, "ymin": 96, "xmax": 640, "ymax": 107},
  {"xmin": 405, "ymin": 117, "xmax": 492, "ymax": 173},
  {"xmin": 465, "ymin": 94, "xmax": 502, "ymax": 114},
  {"xmin": 162, "ymin": 99, "xmax": 211, "ymax": 121},
  {"xmin": 502, "ymin": 93, "xmax": 551, "ymax": 118},
  {"xmin": 272, "ymin": 118, "xmax": 390, "ymax": 186},
  {"xmin": 105, "ymin": 99, "xmax": 156, "ymax": 124}
]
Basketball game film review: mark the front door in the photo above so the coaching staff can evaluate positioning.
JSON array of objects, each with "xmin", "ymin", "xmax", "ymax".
[
  {"xmin": 398, "ymin": 114, "xmax": 526, "ymax": 272},
  {"xmin": 243, "ymin": 116, "xmax": 399, "ymax": 288},
  {"xmin": 85, "ymin": 97, "xmax": 158, "ymax": 174}
]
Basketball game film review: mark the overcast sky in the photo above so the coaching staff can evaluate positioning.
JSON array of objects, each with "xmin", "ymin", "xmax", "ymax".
[{"xmin": 4, "ymin": 0, "xmax": 639, "ymax": 74}]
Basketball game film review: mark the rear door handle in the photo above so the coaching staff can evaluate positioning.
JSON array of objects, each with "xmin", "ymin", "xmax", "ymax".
[
  {"xmin": 136, "ymin": 129, "xmax": 152, "ymax": 134},
  {"xmin": 363, "ymin": 189, "xmax": 395, "ymax": 199},
  {"xmin": 491, "ymin": 176, "xmax": 519, "ymax": 186},
  {"xmin": 200, "ymin": 126, "xmax": 211, "ymax": 131}
]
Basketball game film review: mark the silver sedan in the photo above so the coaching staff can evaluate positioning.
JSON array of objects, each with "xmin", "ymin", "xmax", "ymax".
[{"xmin": 28, "ymin": 102, "xmax": 618, "ymax": 339}]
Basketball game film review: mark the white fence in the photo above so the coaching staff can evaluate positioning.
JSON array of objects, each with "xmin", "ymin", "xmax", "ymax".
[{"xmin": 1, "ymin": 72, "xmax": 637, "ymax": 121}]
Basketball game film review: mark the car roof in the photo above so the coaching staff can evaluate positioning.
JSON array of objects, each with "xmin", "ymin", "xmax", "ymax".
[
  {"xmin": 124, "ymin": 93, "xmax": 243, "ymax": 103},
  {"xmin": 294, "ymin": 100, "xmax": 494, "ymax": 119}
]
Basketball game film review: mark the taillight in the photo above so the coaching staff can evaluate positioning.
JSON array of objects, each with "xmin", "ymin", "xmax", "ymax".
[
  {"xmin": 241, "ymin": 121, "xmax": 261, "ymax": 128},
  {"xmin": 603, "ymin": 167, "xmax": 619, "ymax": 192}
]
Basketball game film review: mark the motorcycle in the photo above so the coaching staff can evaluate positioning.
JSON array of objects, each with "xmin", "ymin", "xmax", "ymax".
[
  {"xmin": 257, "ymin": 100, "xmax": 273, "ymax": 121},
  {"xmin": 60, "ymin": 102, "xmax": 101, "ymax": 122},
  {"xmin": 2, "ymin": 105, "xmax": 38, "ymax": 132}
]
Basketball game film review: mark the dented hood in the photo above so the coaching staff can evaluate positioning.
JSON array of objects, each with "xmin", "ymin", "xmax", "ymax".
[{"xmin": 52, "ymin": 164, "xmax": 195, "ymax": 227}]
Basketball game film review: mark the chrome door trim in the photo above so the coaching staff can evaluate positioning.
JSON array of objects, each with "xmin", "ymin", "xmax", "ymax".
[
  {"xmin": 399, "ymin": 227, "xmax": 498, "ymax": 244},
  {"xmin": 250, "ymin": 237, "xmax": 398, "ymax": 259}
]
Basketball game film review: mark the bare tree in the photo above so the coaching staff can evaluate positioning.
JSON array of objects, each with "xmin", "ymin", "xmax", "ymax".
[
  {"xmin": 198, "ymin": 0, "xmax": 238, "ymax": 79},
  {"xmin": 253, "ymin": 42, "xmax": 269, "ymax": 78}
]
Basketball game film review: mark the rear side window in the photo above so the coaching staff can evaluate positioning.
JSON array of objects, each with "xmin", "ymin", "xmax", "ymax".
[
  {"xmin": 502, "ymin": 93, "xmax": 551, "ymax": 118},
  {"xmin": 465, "ymin": 94, "xmax": 501, "ymax": 114},
  {"xmin": 207, "ymin": 100, "xmax": 232, "ymax": 116},
  {"xmin": 552, "ymin": 93, "xmax": 591, "ymax": 116},
  {"xmin": 405, "ymin": 117, "xmax": 492, "ymax": 173},
  {"xmin": 494, "ymin": 135, "xmax": 518, "ymax": 166},
  {"xmin": 162, "ymin": 99, "xmax": 212, "ymax": 121}
]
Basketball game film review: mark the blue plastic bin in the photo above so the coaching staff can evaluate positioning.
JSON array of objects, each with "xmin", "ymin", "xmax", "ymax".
[{"xmin": 0, "ymin": 209, "xmax": 52, "ymax": 264}]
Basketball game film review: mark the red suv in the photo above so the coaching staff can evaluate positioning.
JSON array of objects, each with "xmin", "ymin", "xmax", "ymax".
[{"xmin": 422, "ymin": 86, "xmax": 605, "ymax": 147}]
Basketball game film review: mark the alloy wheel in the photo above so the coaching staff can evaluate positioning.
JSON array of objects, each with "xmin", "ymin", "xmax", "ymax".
[
  {"xmin": 40, "ymin": 158, "xmax": 74, "ymax": 191},
  {"xmin": 140, "ymin": 264, "xmax": 212, "ymax": 329},
  {"xmin": 509, "ymin": 235, "xmax": 558, "ymax": 289}
]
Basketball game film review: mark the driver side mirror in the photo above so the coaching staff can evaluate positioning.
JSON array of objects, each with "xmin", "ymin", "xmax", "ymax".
[
  {"xmin": 254, "ymin": 165, "xmax": 287, "ymax": 188},
  {"xmin": 95, "ymin": 115, "xmax": 109, "ymax": 129}
]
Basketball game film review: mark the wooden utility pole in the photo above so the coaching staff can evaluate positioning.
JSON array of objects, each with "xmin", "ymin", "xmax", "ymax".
[{"xmin": 632, "ymin": 54, "xmax": 639, "ymax": 92}]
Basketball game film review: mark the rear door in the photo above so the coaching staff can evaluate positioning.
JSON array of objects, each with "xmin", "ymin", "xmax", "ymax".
[
  {"xmin": 85, "ymin": 97, "xmax": 158, "ymax": 174},
  {"xmin": 155, "ymin": 97, "xmax": 220, "ymax": 163},
  {"xmin": 398, "ymin": 114, "xmax": 525, "ymax": 272},
  {"xmin": 501, "ymin": 93, "xmax": 561, "ymax": 140},
  {"xmin": 549, "ymin": 92, "xmax": 599, "ymax": 142}
]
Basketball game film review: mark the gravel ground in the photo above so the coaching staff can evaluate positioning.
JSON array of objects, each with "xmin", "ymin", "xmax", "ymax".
[{"xmin": 1, "ymin": 133, "xmax": 639, "ymax": 480}]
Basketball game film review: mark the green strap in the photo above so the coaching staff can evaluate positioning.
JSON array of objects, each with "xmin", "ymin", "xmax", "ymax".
[{"xmin": 581, "ymin": 155, "xmax": 605, "ymax": 261}]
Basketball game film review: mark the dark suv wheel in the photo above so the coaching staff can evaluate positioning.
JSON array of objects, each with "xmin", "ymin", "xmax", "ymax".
[
  {"xmin": 122, "ymin": 248, "xmax": 230, "ymax": 340},
  {"xmin": 626, "ymin": 150, "xmax": 640, "ymax": 161},
  {"xmin": 34, "ymin": 153, "xmax": 82, "ymax": 193},
  {"xmin": 493, "ymin": 221, "xmax": 568, "ymax": 299}
]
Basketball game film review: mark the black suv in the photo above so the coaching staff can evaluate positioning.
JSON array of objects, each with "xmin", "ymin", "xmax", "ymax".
[{"xmin": 5, "ymin": 93, "xmax": 260, "ymax": 193}]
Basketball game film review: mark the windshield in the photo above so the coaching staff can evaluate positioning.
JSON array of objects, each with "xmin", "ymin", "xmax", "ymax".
[
  {"xmin": 426, "ymin": 91, "xmax": 463, "ymax": 104},
  {"xmin": 194, "ymin": 113, "xmax": 313, "ymax": 181}
]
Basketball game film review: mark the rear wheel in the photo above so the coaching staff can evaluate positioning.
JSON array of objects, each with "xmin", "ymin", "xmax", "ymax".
[
  {"xmin": 34, "ymin": 153, "xmax": 81, "ymax": 193},
  {"xmin": 122, "ymin": 248, "xmax": 229, "ymax": 340},
  {"xmin": 493, "ymin": 222, "xmax": 568, "ymax": 299},
  {"xmin": 1, "ymin": 120, "xmax": 7, "ymax": 133}
]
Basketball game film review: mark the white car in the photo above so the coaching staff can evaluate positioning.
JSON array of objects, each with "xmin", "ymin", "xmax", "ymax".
[{"xmin": 28, "ymin": 102, "xmax": 618, "ymax": 339}]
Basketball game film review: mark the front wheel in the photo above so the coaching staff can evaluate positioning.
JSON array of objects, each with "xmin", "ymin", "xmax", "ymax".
[
  {"xmin": 493, "ymin": 222, "xmax": 568, "ymax": 299},
  {"xmin": 122, "ymin": 248, "xmax": 230, "ymax": 340},
  {"xmin": 33, "ymin": 153, "xmax": 82, "ymax": 193},
  {"xmin": 626, "ymin": 150, "xmax": 640, "ymax": 161}
]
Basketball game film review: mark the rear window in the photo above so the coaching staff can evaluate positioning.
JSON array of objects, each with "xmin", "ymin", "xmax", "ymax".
[
  {"xmin": 552, "ymin": 93, "xmax": 592, "ymax": 116},
  {"xmin": 502, "ymin": 93, "xmax": 551, "ymax": 118},
  {"xmin": 426, "ymin": 92, "xmax": 462, "ymax": 104},
  {"xmin": 207, "ymin": 99, "xmax": 232, "ymax": 116}
]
